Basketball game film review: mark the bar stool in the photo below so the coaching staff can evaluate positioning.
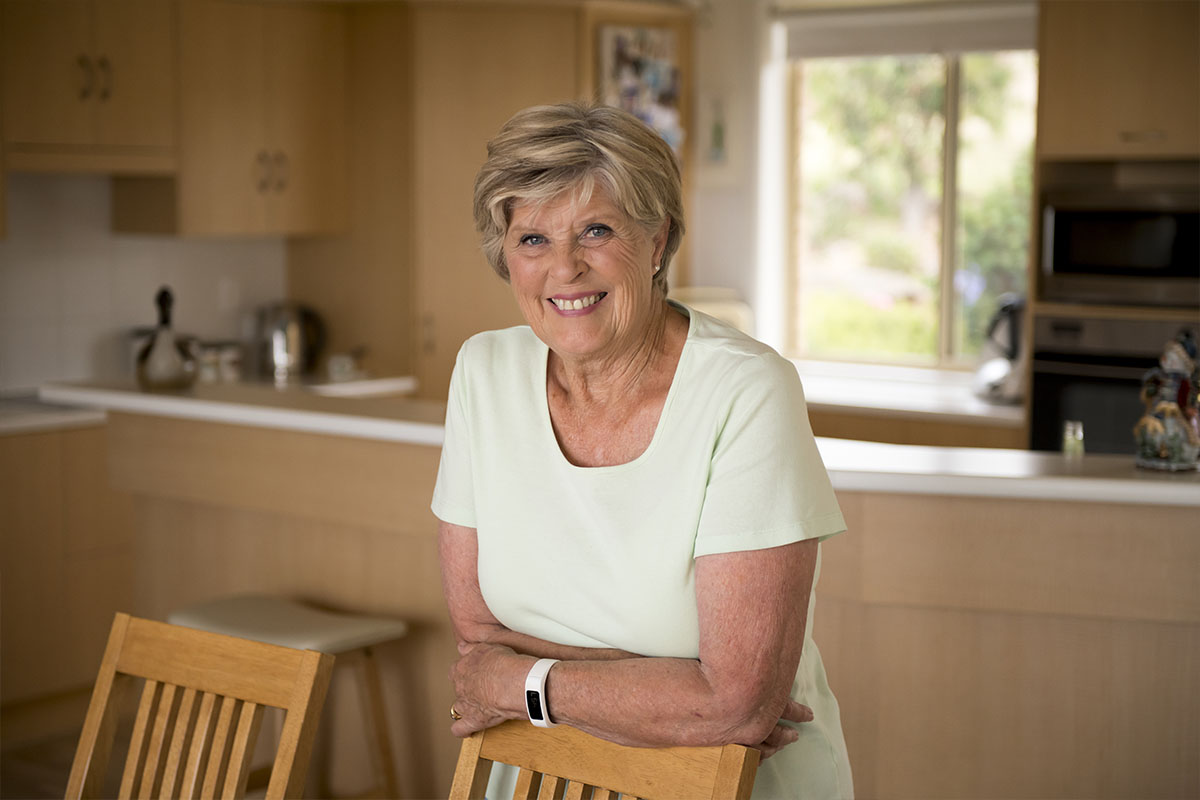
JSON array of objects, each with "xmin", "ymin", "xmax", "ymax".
[{"xmin": 168, "ymin": 594, "xmax": 407, "ymax": 799}]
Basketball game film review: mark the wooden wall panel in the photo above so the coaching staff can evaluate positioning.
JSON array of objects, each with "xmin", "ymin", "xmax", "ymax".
[
  {"xmin": 813, "ymin": 489, "xmax": 1200, "ymax": 800},
  {"xmin": 412, "ymin": 2, "xmax": 580, "ymax": 400},
  {"xmin": 287, "ymin": 3, "xmax": 416, "ymax": 381},
  {"xmin": 852, "ymin": 493, "xmax": 1200, "ymax": 623},
  {"xmin": 105, "ymin": 412, "xmax": 441, "ymax": 533}
]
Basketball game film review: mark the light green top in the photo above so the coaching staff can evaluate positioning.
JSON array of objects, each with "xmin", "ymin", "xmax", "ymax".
[{"xmin": 432, "ymin": 305, "xmax": 853, "ymax": 799}]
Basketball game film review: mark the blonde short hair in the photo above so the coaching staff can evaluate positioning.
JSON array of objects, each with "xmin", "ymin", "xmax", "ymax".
[{"xmin": 473, "ymin": 102, "xmax": 684, "ymax": 294}]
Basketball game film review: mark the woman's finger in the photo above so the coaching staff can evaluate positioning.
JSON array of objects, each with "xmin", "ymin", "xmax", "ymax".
[
  {"xmin": 754, "ymin": 722, "xmax": 800, "ymax": 760},
  {"xmin": 779, "ymin": 698, "xmax": 815, "ymax": 724}
]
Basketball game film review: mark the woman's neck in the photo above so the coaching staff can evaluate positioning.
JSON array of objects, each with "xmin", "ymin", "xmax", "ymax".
[{"xmin": 549, "ymin": 299, "xmax": 683, "ymax": 406}]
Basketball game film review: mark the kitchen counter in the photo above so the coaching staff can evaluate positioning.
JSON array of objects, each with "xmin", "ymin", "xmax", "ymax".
[
  {"xmin": 36, "ymin": 382, "xmax": 1196, "ymax": 800},
  {"xmin": 0, "ymin": 395, "xmax": 106, "ymax": 435},
  {"xmin": 39, "ymin": 379, "xmax": 445, "ymax": 445},
  {"xmin": 39, "ymin": 380, "xmax": 1199, "ymax": 507}
]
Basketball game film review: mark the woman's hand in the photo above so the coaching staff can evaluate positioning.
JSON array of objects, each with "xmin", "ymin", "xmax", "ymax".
[
  {"xmin": 449, "ymin": 641, "xmax": 527, "ymax": 737},
  {"xmin": 755, "ymin": 699, "xmax": 814, "ymax": 760}
]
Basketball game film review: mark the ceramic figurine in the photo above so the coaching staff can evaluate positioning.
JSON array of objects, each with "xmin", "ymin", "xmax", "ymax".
[{"xmin": 1133, "ymin": 328, "xmax": 1199, "ymax": 471}]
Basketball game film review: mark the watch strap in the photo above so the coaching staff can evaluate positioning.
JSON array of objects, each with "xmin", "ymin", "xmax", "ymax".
[{"xmin": 524, "ymin": 658, "xmax": 559, "ymax": 728}]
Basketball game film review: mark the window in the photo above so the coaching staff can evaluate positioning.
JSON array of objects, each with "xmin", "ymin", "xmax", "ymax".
[{"xmin": 781, "ymin": 3, "xmax": 1037, "ymax": 367}]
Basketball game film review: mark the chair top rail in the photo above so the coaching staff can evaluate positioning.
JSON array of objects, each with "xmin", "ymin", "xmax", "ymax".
[
  {"xmin": 115, "ymin": 616, "xmax": 320, "ymax": 709},
  {"xmin": 477, "ymin": 720, "xmax": 757, "ymax": 800}
]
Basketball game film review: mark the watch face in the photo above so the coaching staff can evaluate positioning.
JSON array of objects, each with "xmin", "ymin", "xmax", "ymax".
[{"xmin": 526, "ymin": 690, "xmax": 544, "ymax": 721}]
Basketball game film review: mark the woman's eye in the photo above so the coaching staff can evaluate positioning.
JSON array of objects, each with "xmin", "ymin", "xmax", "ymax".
[
  {"xmin": 582, "ymin": 225, "xmax": 611, "ymax": 239},
  {"xmin": 519, "ymin": 234, "xmax": 545, "ymax": 246}
]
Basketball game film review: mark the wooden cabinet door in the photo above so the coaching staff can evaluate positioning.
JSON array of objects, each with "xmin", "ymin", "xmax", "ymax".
[
  {"xmin": 92, "ymin": 0, "xmax": 175, "ymax": 150},
  {"xmin": 1, "ymin": 0, "xmax": 93, "ymax": 147},
  {"xmin": 263, "ymin": 2, "xmax": 347, "ymax": 235},
  {"xmin": 177, "ymin": 0, "xmax": 268, "ymax": 234},
  {"xmin": 412, "ymin": 4, "xmax": 579, "ymax": 398},
  {"xmin": 1039, "ymin": 0, "xmax": 1200, "ymax": 159}
]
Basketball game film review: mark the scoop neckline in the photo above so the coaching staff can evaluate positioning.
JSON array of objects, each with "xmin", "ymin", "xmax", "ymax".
[{"xmin": 538, "ymin": 302, "xmax": 693, "ymax": 473}]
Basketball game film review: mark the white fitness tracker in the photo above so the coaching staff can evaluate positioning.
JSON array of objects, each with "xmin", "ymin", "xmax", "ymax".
[{"xmin": 524, "ymin": 658, "xmax": 560, "ymax": 728}]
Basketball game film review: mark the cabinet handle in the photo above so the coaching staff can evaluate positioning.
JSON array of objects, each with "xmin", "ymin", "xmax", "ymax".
[
  {"xmin": 256, "ymin": 150, "xmax": 272, "ymax": 192},
  {"xmin": 273, "ymin": 151, "xmax": 289, "ymax": 192},
  {"xmin": 77, "ymin": 55, "xmax": 94, "ymax": 100},
  {"xmin": 97, "ymin": 55, "xmax": 112, "ymax": 101}
]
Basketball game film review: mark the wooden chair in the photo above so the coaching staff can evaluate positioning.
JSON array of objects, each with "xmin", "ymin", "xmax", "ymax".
[
  {"xmin": 66, "ymin": 612, "xmax": 335, "ymax": 800},
  {"xmin": 449, "ymin": 719, "xmax": 759, "ymax": 800},
  {"xmin": 167, "ymin": 594, "xmax": 408, "ymax": 798}
]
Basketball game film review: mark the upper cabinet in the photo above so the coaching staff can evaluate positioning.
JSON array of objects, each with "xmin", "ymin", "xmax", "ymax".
[
  {"xmin": 113, "ymin": 0, "xmax": 347, "ymax": 236},
  {"xmin": 162, "ymin": 0, "xmax": 348, "ymax": 235},
  {"xmin": 1, "ymin": 0, "xmax": 175, "ymax": 173},
  {"xmin": 1037, "ymin": 0, "xmax": 1200, "ymax": 160}
]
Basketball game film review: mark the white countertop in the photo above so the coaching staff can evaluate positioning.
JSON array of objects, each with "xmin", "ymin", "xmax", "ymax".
[
  {"xmin": 0, "ymin": 395, "xmax": 106, "ymax": 435},
  {"xmin": 39, "ymin": 379, "xmax": 447, "ymax": 445},
  {"xmin": 36, "ymin": 380, "xmax": 1199, "ymax": 507}
]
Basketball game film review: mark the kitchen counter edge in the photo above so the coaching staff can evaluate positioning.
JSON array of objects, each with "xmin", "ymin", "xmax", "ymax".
[{"xmin": 38, "ymin": 381, "xmax": 1200, "ymax": 507}]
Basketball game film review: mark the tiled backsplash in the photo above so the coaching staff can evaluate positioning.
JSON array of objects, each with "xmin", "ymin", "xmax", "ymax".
[{"xmin": 0, "ymin": 174, "xmax": 286, "ymax": 395}]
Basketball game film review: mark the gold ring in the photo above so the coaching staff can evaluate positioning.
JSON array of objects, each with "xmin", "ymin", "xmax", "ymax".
[{"xmin": 450, "ymin": 704, "xmax": 463, "ymax": 721}]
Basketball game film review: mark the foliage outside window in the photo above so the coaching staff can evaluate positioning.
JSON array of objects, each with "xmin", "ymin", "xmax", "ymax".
[{"xmin": 791, "ymin": 50, "xmax": 1036, "ymax": 366}]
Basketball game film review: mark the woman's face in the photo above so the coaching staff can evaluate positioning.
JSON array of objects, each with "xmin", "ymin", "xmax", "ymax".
[{"xmin": 504, "ymin": 185, "xmax": 668, "ymax": 365}]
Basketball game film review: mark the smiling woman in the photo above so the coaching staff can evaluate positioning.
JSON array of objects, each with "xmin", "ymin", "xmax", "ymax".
[{"xmin": 434, "ymin": 102, "xmax": 853, "ymax": 800}]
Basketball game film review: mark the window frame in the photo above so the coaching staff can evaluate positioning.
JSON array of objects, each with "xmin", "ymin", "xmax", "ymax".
[{"xmin": 771, "ymin": 1, "xmax": 1037, "ymax": 370}]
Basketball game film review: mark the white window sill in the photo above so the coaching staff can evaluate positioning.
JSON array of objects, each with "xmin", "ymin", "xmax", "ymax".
[{"xmin": 791, "ymin": 359, "xmax": 1026, "ymax": 427}]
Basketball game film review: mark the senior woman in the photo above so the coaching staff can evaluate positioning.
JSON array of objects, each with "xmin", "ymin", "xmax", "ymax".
[{"xmin": 432, "ymin": 101, "xmax": 852, "ymax": 799}]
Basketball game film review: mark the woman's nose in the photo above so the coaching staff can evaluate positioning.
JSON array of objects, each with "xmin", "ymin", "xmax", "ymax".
[{"xmin": 549, "ymin": 245, "xmax": 586, "ymax": 283}]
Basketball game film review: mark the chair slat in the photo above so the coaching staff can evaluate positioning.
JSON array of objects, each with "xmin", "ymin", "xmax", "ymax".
[
  {"xmin": 538, "ymin": 775, "xmax": 567, "ymax": 800},
  {"xmin": 200, "ymin": 696, "xmax": 239, "ymax": 799},
  {"xmin": 591, "ymin": 790, "xmax": 618, "ymax": 800},
  {"xmin": 138, "ymin": 682, "xmax": 180, "ymax": 798},
  {"xmin": 563, "ymin": 780, "xmax": 592, "ymax": 800},
  {"xmin": 220, "ymin": 701, "xmax": 264, "ymax": 800},
  {"xmin": 448, "ymin": 732, "xmax": 491, "ymax": 800},
  {"xmin": 180, "ymin": 692, "xmax": 219, "ymax": 800},
  {"xmin": 513, "ymin": 767, "xmax": 541, "ymax": 800},
  {"xmin": 120, "ymin": 679, "xmax": 163, "ymax": 798},
  {"xmin": 160, "ymin": 687, "xmax": 200, "ymax": 800}
]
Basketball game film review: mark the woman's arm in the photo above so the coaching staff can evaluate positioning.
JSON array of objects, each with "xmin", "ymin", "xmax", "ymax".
[
  {"xmin": 439, "ymin": 520, "xmax": 637, "ymax": 662},
  {"xmin": 440, "ymin": 520, "xmax": 817, "ymax": 752}
]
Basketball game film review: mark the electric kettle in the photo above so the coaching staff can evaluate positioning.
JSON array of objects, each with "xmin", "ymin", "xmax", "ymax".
[
  {"xmin": 256, "ymin": 302, "xmax": 325, "ymax": 383},
  {"xmin": 972, "ymin": 293, "xmax": 1026, "ymax": 404}
]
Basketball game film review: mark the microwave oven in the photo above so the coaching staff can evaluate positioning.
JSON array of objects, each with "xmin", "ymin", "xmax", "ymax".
[{"xmin": 1041, "ymin": 187, "xmax": 1199, "ymax": 308}]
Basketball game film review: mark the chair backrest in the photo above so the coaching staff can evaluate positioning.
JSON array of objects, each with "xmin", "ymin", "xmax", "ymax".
[
  {"xmin": 449, "ymin": 719, "xmax": 759, "ymax": 800},
  {"xmin": 66, "ymin": 612, "xmax": 334, "ymax": 800}
]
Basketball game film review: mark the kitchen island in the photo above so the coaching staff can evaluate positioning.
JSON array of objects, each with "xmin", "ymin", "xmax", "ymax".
[{"xmin": 27, "ymin": 381, "xmax": 1200, "ymax": 798}]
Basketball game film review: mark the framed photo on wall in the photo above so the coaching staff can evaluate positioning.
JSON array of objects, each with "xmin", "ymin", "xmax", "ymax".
[
  {"xmin": 580, "ymin": 4, "xmax": 693, "ymax": 282},
  {"xmin": 596, "ymin": 23, "xmax": 685, "ymax": 156}
]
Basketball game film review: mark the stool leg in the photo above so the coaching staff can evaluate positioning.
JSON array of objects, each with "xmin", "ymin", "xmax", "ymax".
[{"xmin": 355, "ymin": 647, "xmax": 399, "ymax": 799}]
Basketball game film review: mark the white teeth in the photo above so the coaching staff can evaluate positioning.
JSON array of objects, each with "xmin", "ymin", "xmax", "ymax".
[{"xmin": 552, "ymin": 293, "xmax": 602, "ymax": 311}]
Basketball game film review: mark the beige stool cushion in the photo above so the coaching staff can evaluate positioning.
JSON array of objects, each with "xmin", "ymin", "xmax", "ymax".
[{"xmin": 168, "ymin": 594, "xmax": 408, "ymax": 654}]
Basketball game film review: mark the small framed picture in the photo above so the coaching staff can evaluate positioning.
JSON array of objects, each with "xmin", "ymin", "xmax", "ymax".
[{"xmin": 596, "ymin": 23, "xmax": 686, "ymax": 157}]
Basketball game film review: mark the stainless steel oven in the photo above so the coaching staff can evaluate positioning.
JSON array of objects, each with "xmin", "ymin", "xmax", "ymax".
[{"xmin": 1029, "ymin": 316, "xmax": 1198, "ymax": 454}]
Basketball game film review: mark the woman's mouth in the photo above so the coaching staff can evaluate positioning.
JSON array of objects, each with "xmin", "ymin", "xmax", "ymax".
[{"xmin": 549, "ymin": 292, "xmax": 606, "ymax": 312}]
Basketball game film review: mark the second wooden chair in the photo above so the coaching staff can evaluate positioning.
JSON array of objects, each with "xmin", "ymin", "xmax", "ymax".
[{"xmin": 66, "ymin": 612, "xmax": 333, "ymax": 799}]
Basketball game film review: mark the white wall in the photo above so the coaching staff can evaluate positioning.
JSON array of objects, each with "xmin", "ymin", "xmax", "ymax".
[
  {"xmin": 688, "ymin": 0, "xmax": 772, "ymax": 333},
  {"xmin": 0, "ymin": 174, "xmax": 286, "ymax": 394}
]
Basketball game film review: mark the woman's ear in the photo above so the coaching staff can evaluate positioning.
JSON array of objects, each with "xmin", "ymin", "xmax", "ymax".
[{"xmin": 652, "ymin": 219, "xmax": 671, "ymax": 265}]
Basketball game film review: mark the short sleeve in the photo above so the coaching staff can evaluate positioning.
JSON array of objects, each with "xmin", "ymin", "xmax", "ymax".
[
  {"xmin": 693, "ymin": 354, "xmax": 845, "ymax": 558},
  {"xmin": 431, "ymin": 344, "xmax": 477, "ymax": 527}
]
